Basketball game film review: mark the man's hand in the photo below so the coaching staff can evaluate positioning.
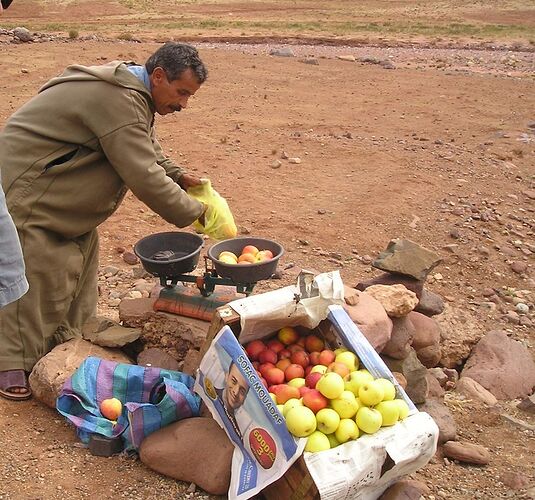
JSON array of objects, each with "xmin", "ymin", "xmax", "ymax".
[{"xmin": 178, "ymin": 173, "xmax": 204, "ymax": 191}]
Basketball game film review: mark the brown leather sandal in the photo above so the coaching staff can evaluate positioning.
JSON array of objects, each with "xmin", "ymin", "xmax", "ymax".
[{"xmin": 0, "ymin": 370, "xmax": 32, "ymax": 401}]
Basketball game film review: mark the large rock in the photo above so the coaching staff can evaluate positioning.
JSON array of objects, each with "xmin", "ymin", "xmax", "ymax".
[
  {"xmin": 28, "ymin": 338, "xmax": 132, "ymax": 408},
  {"xmin": 137, "ymin": 348, "xmax": 180, "ymax": 371},
  {"xmin": 414, "ymin": 289, "xmax": 445, "ymax": 317},
  {"xmin": 417, "ymin": 399, "xmax": 457, "ymax": 444},
  {"xmin": 119, "ymin": 298, "xmax": 209, "ymax": 362},
  {"xmin": 455, "ymin": 377, "xmax": 498, "ymax": 407},
  {"xmin": 364, "ymin": 284, "xmax": 418, "ymax": 318},
  {"xmin": 356, "ymin": 272, "xmax": 424, "ymax": 299},
  {"xmin": 382, "ymin": 349, "xmax": 428, "ymax": 404},
  {"xmin": 381, "ymin": 316, "xmax": 415, "ymax": 359},
  {"xmin": 461, "ymin": 330, "xmax": 535, "ymax": 400},
  {"xmin": 139, "ymin": 417, "xmax": 233, "ymax": 495},
  {"xmin": 442, "ymin": 441, "xmax": 490, "ymax": 465},
  {"xmin": 343, "ymin": 288, "xmax": 393, "ymax": 352},
  {"xmin": 408, "ymin": 311, "xmax": 442, "ymax": 368},
  {"xmin": 372, "ymin": 239, "xmax": 442, "ymax": 280}
]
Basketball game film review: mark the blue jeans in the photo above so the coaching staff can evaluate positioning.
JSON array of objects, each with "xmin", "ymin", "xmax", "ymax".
[{"xmin": 0, "ymin": 184, "xmax": 28, "ymax": 308}]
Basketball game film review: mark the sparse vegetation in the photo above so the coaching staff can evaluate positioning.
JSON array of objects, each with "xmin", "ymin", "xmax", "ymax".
[{"xmin": 68, "ymin": 29, "xmax": 79, "ymax": 39}]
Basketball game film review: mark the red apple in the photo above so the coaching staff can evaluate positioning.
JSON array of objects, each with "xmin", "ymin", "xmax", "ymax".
[
  {"xmin": 305, "ymin": 371, "xmax": 323, "ymax": 389},
  {"xmin": 327, "ymin": 361, "xmax": 350, "ymax": 380},
  {"xmin": 299, "ymin": 386, "xmax": 313, "ymax": 397},
  {"xmin": 276, "ymin": 358, "xmax": 292, "ymax": 371},
  {"xmin": 296, "ymin": 337, "xmax": 306, "ymax": 348},
  {"xmin": 252, "ymin": 361, "xmax": 260, "ymax": 370},
  {"xmin": 260, "ymin": 377, "xmax": 268, "ymax": 387},
  {"xmin": 258, "ymin": 362, "xmax": 276, "ymax": 378},
  {"xmin": 288, "ymin": 344, "xmax": 305, "ymax": 353},
  {"xmin": 268, "ymin": 384, "xmax": 284, "ymax": 395},
  {"xmin": 100, "ymin": 398, "xmax": 122, "ymax": 421},
  {"xmin": 245, "ymin": 340, "xmax": 266, "ymax": 361},
  {"xmin": 241, "ymin": 245, "xmax": 259, "ymax": 256},
  {"xmin": 258, "ymin": 349, "xmax": 278, "ymax": 365},
  {"xmin": 285, "ymin": 363, "xmax": 305, "ymax": 381},
  {"xmin": 266, "ymin": 339, "xmax": 285, "ymax": 354},
  {"xmin": 256, "ymin": 250, "xmax": 274, "ymax": 262},
  {"xmin": 238, "ymin": 253, "xmax": 257, "ymax": 264},
  {"xmin": 264, "ymin": 367, "xmax": 285, "ymax": 386},
  {"xmin": 305, "ymin": 365, "xmax": 314, "ymax": 377},
  {"xmin": 309, "ymin": 352, "xmax": 321, "ymax": 365},
  {"xmin": 278, "ymin": 349, "xmax": 292, "ymax": 360},
  {"xmin": 318, "ymin": 349, "xmax": 336, "ymax": 366},
  {"xmin": 276, "ymin": 385, "xmax": 301, "ymax": 404},
  {"xmin": 302, "ymin": 389, "xmax": 329, "ymax": 414},
  {"xmin": 305, "ymin": 335, "xmax": 325, "ymax": 353},
  {"xmin": 290, "ymin": 350, "xmax": 310, "ymax": 369}
]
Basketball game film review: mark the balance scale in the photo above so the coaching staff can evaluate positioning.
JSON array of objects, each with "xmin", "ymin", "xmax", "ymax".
[{"xmin": 134, "ymin": 233, "xmax": 284, "ymax": 322}]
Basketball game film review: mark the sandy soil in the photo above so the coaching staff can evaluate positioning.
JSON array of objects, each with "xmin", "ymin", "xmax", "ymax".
[{"xmin": 0, "ymin": 1, "xmax": 534, "ymax": 499}]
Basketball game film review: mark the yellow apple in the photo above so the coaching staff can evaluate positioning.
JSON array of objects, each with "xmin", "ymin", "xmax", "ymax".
[
  {"xmin": 305, "ymin": 431, "xmax": 331, "ymax": 452},
  {"xmin": 283, "ymin": 397, "xmax": 303, "ymax": 417},
  {"xmin": 218, "ymin": 251, "xmax": 238, "ymax": 262},
  {"xmin": 326, "ymin": 433, "xmax": 341, "ymax": 449},
  {"xmin": 334, "ymin": 418, "xmax": 359, "ymax": 443},
  {"xmin": 355, "ymin": 407, "xmax": 382, "ymax": 434},
  {"xmin": 358, "ymin": 380, "xmax": 385, "ymax": 407},
  {"xmin": 393, "ymin": 399, "xmax": 410, "ymax": 420},
  {"xmin": 345, "ymin": 370, "xmax": 375, "ymax": 397},
  {"xmin": 285, "ymin": 406, "xmax": 317, "ymax": 437},
  {"xmin": 335, "ymin": 351, "xmax": 358, "ymax": 372},
  {"xmin": 375, "ymin": 400, "xmax": 400, "ymax": 426},
  {"xmin": 330, "ymin": 390, "xmax": 360, "ymax": 419},
  {"xmin": 219, "ymin": 254, "xmax": 238, "ymax": 265},
  {"xmin": 288, "ymin": 377, "xmax": 306, "ymax": 389},
  {"xmin": 269, "ymin": 392, "xmax": 277, "ymax": 404},
  {"xmin": 316, "ymin": 372, "xmax": 345, "ymax": 400},
  {"xmin": 310, "ymin": 365, "xmax": 328, "ymax": 375},
  {"xmin": 315, "ymin": 408, "xmax": 341, "ymax": 434},
  {"xmin": 375, "ymin": 378, "xmax": 396, "ymax": 401}
]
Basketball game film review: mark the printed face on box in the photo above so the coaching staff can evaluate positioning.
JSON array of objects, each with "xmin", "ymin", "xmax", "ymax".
[{"xmin": 224, "ymin": 363, "xmax": 249, "ymax": 410}]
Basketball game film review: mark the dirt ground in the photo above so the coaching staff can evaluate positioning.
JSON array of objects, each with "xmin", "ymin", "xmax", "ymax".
[{"xmin": 1, "ymin": 1, "xmax": 534, "ymax": 499}]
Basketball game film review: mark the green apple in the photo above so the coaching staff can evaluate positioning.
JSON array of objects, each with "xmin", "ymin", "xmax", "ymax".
[
  {"xmin": 285, "ymin": 406, "xmax": 317, "ymax": 437},
  {"xmin": 393, "ymin": 399, "xmax": 410, "ymax": 420},
  {"xmin": 358, "ymin": 380, "xmax": 385, "ymax": 407},
  {"xmin": 304, "ymin": 431, "xmax": 331, "ymax": 453},
  {"xmin": 375, "ymin": 400, "xmax": 400, "ymax": 426},
  {"xmin": 315, "ymin": 408, "xmax": 341, "ymax": 434},
  {"xmin": 316, "ymin": 372, "xmax": 345, "ymax": 399},
  {"xmin": 375, "ymin": 378, "xmax": 396, "ymax": 401},
  {"xmin": 283, "ymin": 397, "xmax": 303, "ymax": 417},
  {"xmin": 270, "ymin": 392, "xmax": 277, "ymax": 404},
  {"xmin": 334, "ymin": 418, "xmax": 359, "ymax": 443},
  {"xmin": 335, "ymin": 351, "xmax": 359, "ymax": 372},
  {"xmin": 330, "ymin": 390, "xmax": 360, "ymax": 419},
  {"xmin": 277, "ymin": 404, "xmax": 284, "ymax": 414},
  {"xmin": 310, "ymin": 365, "xmax": 328, "ymax": 375},
  {"xmin": 288, "ymin": 377, "xmax": 306, "ymax": 389},
  {"xmin": 345, "ymin": 370, "xmax": 374, "ymax": 397},
  {"xmin": 326, "ymin": 433, "xmax": 340, "ymax": 448},
  {"xmin": 334, "ymin": 347, "xmax": 348, "ymax": 356},
  {"xmin": 355, "ymin": 407, "xmax": 382, "ymax": 434}
]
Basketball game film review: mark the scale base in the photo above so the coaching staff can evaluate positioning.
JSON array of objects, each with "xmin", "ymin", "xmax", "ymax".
[{"xmin": 154, "ymin": 283, "xmax": 245, "ymax": 322}]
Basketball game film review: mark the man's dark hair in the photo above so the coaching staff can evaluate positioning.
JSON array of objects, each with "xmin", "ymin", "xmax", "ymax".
[{"xmin": 145, "ymin": 42, "xmax": 207, "ymax": 84}]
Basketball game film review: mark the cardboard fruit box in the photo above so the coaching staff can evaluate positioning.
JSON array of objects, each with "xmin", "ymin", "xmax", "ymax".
[{"xmin": 199, "ymin": 300, "xmax": 438, "ymax": 500}]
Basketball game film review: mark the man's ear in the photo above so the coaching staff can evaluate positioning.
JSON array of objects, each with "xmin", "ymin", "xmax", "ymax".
[{"xmin": 151, "ymin": 67, "xmax": 167, "ymax": 86}]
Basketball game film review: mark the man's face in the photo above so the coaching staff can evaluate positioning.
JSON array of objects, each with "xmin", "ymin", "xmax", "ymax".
[
  {"xmin": 150, "ymin": 67, "xmax": 201, "ymax": 116},
  {"xmin": 224, "ymin": 364, "xmax": 249, "ymax": 410}
]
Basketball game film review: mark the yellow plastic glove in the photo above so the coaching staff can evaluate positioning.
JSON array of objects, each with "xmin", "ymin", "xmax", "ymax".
[{"xmin": 187, "ymin": 179, "xmax": 238, "ymax": 240}]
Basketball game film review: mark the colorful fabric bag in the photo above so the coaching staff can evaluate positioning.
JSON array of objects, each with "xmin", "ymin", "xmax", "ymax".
[{"xmin": 56, "ymin": 356, "xmax": 200, "ymax": 450}]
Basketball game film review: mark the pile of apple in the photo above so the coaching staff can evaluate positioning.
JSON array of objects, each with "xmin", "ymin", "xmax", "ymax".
[
  {"xmin": 244, "ymin": 327, "xmax": 410, "ymax": 453},
  {"xmin": 218, "ymin": 244, "xmax": 273, "ymax": 265}
]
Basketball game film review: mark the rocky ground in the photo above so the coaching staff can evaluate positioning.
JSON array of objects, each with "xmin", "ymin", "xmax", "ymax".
[{"xmin": 0, "ymin": 6, "xmax": 534, "ymax": 500}]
